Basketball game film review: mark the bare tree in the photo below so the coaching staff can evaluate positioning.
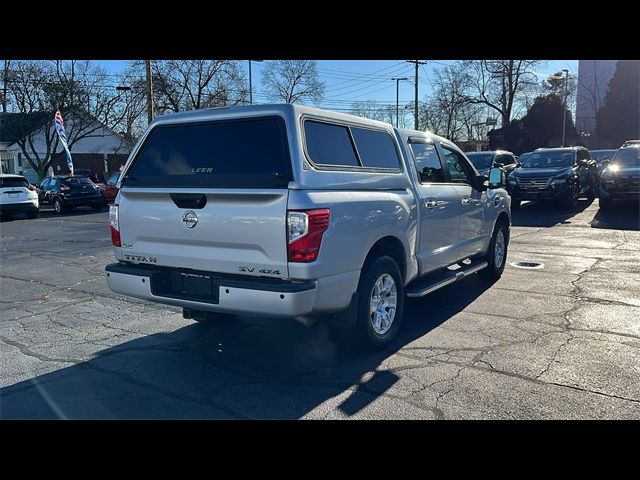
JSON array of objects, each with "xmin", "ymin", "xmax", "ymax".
[
  {"xmin": 261, "ymin": 60, "xmax": 324, "ymax": 104},
  {"xmin": 463, "ymin": 60, "xmax": 543, "ymax": 129},
  {"xmin": 351, "ymin": 100, "xmax": 399, "ymax": 125},
  {"xmin": 6, "ymin": 60, "xmax": 122, "ymax": 179},
  {"xmin": 415, "ymin": 64, "xmax": 480, "ymax": 142},
  {"xmin": 130, "ymin": 60, "xmax": 248, "ymax": 115}
]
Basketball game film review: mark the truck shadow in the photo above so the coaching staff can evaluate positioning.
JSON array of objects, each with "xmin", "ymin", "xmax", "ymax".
[
  {"xmin": 590, "ymin": 202, "xmax": 640, "ymax": 231},
  {"xmin": 511, "ymin": 199, "xmax": 593, "ymax": 227},
  {"xmin": 0, "ymin": 277, "xmax": 496, "ymax": 419}
]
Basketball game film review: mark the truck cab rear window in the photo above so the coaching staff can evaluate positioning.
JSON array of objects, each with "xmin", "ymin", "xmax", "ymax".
[{"xmin": 124, "ymin": 116, "xmax": 292, "ymax": 188}]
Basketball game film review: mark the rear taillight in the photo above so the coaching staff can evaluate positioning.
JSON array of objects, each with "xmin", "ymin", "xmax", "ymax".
[
  {"xmin": 60, "ymin": 184, "xmax": 70, "ymax": 191},
  {"xmin": 287, "ymin": 209, "xmax": 330, "ymax": 262},
  {"xmin": 109, "ymin": 205, "xmax": 121, "ymax": 247},
  {"xmin": 27, "ymin": 184, "xmax": 35, "ymax": 191}
]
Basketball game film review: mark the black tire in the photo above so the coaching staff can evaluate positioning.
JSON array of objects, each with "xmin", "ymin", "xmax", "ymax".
[
  {"xmin": 564, "ymin": 183, "xmax": 579, "ymax": 209},
  {"xmin": 337, "ymin": 255, "xmax": 404, "ymax": 351},
  {"xmin": 479, "ymin": 221, "xmax": 509, "ymax": 280},
  {"xmin": 511, "ymin": 199, "xmax": 521, "ymax": 209},
  {"xmin": 585, "ymin": 182, "xmax": 596, "ymax": 200},
  {"xmin": 53, "ymin": 197, "xmax": 65, "ymax": 214},
  {"xmin": 27, "ymin": 210, "xmax": 39, "ymax": 219}
]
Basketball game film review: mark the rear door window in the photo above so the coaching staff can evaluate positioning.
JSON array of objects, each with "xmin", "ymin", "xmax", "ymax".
[
  {"xmin": 304, "ymin": 121, "xmax": 359, "ymax": 167},
  {"xmin": 125, "ymin": 116, "xmax": 292, "ymax": 188}
]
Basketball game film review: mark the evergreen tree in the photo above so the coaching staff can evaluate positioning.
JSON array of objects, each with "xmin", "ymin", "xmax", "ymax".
[{"xmin": 594, "ymin": 60, "xmax": 640, "ymax": 148}]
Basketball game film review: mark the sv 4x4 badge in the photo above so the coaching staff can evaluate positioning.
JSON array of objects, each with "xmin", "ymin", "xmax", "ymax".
[{"xmin": 239, "ymin": 266, "xmax": 281, "ymax": 275}]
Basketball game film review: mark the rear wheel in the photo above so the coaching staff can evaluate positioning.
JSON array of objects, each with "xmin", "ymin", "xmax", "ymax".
[
  {"xmin": 479, "ymin": 221, "xmax": 508, "ymax": 280},
  {"xmin": 337, "ymin": 255, "xmax": 404, "ymax": 351}
]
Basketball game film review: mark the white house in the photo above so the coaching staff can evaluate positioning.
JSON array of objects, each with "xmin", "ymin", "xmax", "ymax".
[{"xmin": 0, "ymin": 112, "xmax": 130, "ymax": 183}]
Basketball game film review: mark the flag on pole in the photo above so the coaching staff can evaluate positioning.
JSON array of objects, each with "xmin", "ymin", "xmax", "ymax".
[{"xmin": 54, "ymin": 110, "xmax": 74, "ymax": 176}]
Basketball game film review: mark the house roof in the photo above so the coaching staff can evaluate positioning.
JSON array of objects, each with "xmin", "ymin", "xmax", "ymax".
[{"xmin": 0, "ymin": 112, "xmax": 51, "ymax": 144}]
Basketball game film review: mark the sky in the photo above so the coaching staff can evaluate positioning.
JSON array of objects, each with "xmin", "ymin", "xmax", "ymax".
[{"xmin": 95, "ymin": 59, "xmax": 578, "ymax": 114}]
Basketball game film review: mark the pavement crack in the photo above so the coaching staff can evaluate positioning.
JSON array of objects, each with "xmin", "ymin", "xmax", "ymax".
[{"xmin": 0, "ymin": 334, "xmax": 82, "ymax": 365}]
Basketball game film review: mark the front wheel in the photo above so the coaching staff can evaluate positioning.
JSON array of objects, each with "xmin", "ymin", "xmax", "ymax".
[
  {"xmin": 338, "ymin": 256, "xmax": 404, "ymax": 351},
  {"xmin": 479, "ymin": 221, "xmax": 509, "ymax": 280},
  {"xmin": 53, "ymin": 197, "xmax": 65, "ymax": 214},
  {"xmin": 564, "ymin": 184, "xmax": 579, "ymax": 209}
]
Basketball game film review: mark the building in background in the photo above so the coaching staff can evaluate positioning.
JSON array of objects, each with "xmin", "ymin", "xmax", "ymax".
[
  {"xmin": 0, "ymin": 112, "xmax": 130, "ymax": 183},
  {"xmin": 575, "ymin": 60, "xmax": 617, "ymax": 134}
]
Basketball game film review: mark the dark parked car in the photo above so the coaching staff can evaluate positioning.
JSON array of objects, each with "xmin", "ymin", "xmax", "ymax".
[
  {"xmin": 37, "ymin": 175, "xmax": 104, "ymax": 214},
  {"xmin": 599, "ymin": 144, "xmax": 640, "ymax": 209},
  {"xmin": 507, "ymin": 146, "xmax": 599, "ymax": 209},
  {"xmin": 516, "ymin": 152, "xmax": 531, "ymax": 165},
  {"xmin": 102, "ymin": 172, "xmax": 120, "ymax": 204},
  {"xmin": 465, "ymin": 150, "xmax": 518, "ymax": 176},
  {"xmin": 589, "ymin": 149, "xmax": 617, "ymax": 172}
]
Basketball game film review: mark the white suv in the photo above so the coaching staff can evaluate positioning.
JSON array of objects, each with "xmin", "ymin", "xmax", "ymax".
[{"xmin": 0, "ymin": 174, "xmax": 39, "ymax": 219}]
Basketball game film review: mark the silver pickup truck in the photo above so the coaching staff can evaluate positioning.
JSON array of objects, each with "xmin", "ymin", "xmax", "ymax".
[{"xmin": 106, "ymin": 104, "xmax": 510, "ymax": 350}]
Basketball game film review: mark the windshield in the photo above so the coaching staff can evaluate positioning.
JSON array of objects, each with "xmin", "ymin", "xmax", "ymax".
[
  {"xmin": 612, "ymin": 147, "xmax": 640, "ymax": 167},
  {"xmin": 466, "ymin": 153, "xmax": 494, "ymax": 170},
  {"xmin": 520, "ymin": 151, "xmax": 574, "ymax": 168},
  {"xmin": 590, "ymin": 150, "xmax": 616, "ymax": 162}
]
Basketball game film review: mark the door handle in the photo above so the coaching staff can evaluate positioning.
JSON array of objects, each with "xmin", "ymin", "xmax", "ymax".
[
  {"xmin": 424, "ymin": 200, "xmax": 438, "ymax": 209},
  {"xmin": 461, "ymin": 197, "xmax": 471, "ymax": 206}
]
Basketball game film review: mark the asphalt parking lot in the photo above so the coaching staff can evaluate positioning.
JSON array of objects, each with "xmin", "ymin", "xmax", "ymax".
[{"xmin": 1, "ymin": 200, "xmax": 639, "ymax": 419}]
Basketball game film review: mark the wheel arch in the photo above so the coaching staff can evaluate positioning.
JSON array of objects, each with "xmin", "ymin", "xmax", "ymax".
[{"xmin": 362, "ymin": 236, "xmax": 407, "ymax": 282}]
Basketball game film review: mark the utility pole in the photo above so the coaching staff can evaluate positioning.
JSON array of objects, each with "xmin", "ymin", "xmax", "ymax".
[
  {"xmin": 407, "ymin": 60, "xmax": 427, "ymax": 129},
  {"xmin": 145, "ymin": 60, "xmax": 154, "ymax": 125},
  {"xmin": 391, "ymin": 77, "xmax": 408, "ymax": 127},
  {"xmin": 561, "ymin": 69, "xmax": 569, "ymax": 147},
  {"xmin": 2, "ymin": 60, "xmax": 10, "ymax": 113}
]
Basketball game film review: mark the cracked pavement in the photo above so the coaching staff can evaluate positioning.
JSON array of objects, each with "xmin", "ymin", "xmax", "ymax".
[{"xmin": 1, "ymin": 200, "xmax": 639, "ymax": 419}]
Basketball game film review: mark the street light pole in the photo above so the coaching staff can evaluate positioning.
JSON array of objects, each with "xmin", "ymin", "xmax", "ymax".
[
  {"xmin": 562, "ymin": 69, "xmax": 569, "ymax": 147},
  {"xmin": 391, "ymin": 77, "xmax": 408, "ymax": 128}
]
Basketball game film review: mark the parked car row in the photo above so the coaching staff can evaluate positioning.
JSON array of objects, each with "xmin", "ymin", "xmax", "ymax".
[
  {"xmin": 0, "ymin": 170, "xmax": 121, "ymax": 219},
  {"xmin": 466, "ymin": 142, "xmax": 639, "ymax": 211}
]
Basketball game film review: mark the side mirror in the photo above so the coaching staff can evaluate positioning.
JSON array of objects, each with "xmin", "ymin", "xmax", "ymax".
[
  {"xmin": 601, "ymin": 159, "xmax": 610, "ymax": 168},
  {"xmin": 577, "ymin": 158, "xmax": 588, "ymax": 166},
  {"xmin": 488, "ymin": 167, "xmax": 505, "ymax": 189}
]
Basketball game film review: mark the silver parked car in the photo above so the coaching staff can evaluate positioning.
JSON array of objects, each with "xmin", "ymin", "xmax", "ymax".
[{"xmin": 106, "ymin": 105, "xmax": 511, "ymax": 350}]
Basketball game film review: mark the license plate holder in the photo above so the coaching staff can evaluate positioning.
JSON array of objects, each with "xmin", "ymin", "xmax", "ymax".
[{"xmin": 151, "ymin": 270, "xmax": 219, "ymax": 304}]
